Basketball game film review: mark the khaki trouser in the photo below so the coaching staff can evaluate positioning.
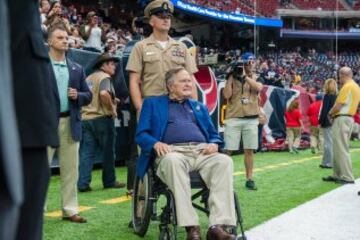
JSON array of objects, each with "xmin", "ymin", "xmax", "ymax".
[
  {"xmin": 286, "ymin": 127, "xmax": 301, "ymax": 150},
  {"xmin": 310, "ymin": 126, "xmax": 324, "ymax": 152},
  {"xmin": 48, "ymin": 117, "xmax": 80, "ymax": 217},
  {"xmin": 332, "ymin": 116, "xmax": 354, "ymax": 182},
  {"xmin": 155, "ymin": 144, "xmax": 236, "ymax": 227}
]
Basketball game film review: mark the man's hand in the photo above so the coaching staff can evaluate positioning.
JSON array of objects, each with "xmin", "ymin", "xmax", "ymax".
[
  {"xmin": 114, "ymin": 98, "xmax": 121, "ymax": 105},
  {"xmin": 202, "ymin": 143, "xmax": 218, "ymax": 155},
  {"xmin": 153, "ymin": 142, "xmax": 172, "ymax": 157},
  {"xmin": 68, "ymin": 88, "xmax": 78, "ymax": 100}
]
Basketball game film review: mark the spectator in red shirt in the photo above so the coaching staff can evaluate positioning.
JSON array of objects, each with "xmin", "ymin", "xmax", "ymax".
[
  {"xmin": 285, "ymin": 99, "xmax": 303, "ymax": 153},
  {"xmin": 307, "ymin": 93, "xmax": 324, "ymax": 154}
]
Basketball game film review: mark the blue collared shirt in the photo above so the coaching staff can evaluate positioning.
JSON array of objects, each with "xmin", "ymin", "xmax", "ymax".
[
  {"xmin": 162, "ymin": 99, "xmax": 206, "ymax": 144},
  {"xmin": 51, "ymin": 58, "xmax": 70, "ymax": 112}
]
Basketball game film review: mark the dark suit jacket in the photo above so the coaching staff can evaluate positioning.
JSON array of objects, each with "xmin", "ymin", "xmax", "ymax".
[
  {"xmin": 135, "ymin": 95, "xmax": 223, "ymax": 178},
  {"xmin": 9, "ymin": 0, "xmax": 59, "ymax": 148},
  {"xmin": 0, "ymin": 0, "xmax": 23, "ymax": 207},
  {"xmin": 65, "ymin": 58, "xmax": 92, "ymax": 141}
]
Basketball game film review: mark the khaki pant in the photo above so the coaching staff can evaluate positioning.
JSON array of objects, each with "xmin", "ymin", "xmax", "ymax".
[
  {"xmin": 48, "ymin": 117, "xmax": 80, "ymax": 217},
  {"xmin": 310, "ymin": 126, "xmax": 324, "ymax": 152},
  {"xmin": 286, "ymin": 127, "xmax": 301, "ymax": 150},
  {"xmin": 332, "ymin": 116, "xmax": 354, "ymax": 182},
  {"xmin": 155, "ymin": 144, "xmax": 236, "ymax": 227}
]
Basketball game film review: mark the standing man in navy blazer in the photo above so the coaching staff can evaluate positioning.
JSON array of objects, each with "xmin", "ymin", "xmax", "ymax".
[
  {"xmin": 136, "ymin": 67, "xmax": 236, "ymax": 240},
  {"xmin": 47, "ymin": 25, "xmax": 92, "ymax": 223}
]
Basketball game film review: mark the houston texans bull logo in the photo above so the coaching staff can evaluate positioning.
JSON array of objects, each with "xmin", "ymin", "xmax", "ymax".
[{"xmin": 178, "ymin": 37, "xmax": 218, "ymax": 115}]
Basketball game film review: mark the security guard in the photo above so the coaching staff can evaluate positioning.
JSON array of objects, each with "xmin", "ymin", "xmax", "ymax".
[
  {"xmin": 126, "ymin": 0, "xmax": 198, "ymax": 115},
  {"xmin": 223, "ymin": 53, "xmax": 263, "ymax": 190},
  {"xmin": 125, "ymin": 0, "xmax": 198, "ymax": 193}
]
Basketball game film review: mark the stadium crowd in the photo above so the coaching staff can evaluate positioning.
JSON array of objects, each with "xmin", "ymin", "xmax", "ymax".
[
  {"xmin": 39, "ymin": 0, "xmax": 144, "ymax": 55},
  {"xmin": 203, "ymin": 47, "xmax": 360, "ymax": 89}
]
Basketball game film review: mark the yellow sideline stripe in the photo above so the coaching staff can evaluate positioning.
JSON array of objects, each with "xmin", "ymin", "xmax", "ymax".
[
  {"xmin": 45, "ymin": 206, "xmax": 95, "ymax": 218},
  {"xmin": 233, "ymin": 155, "xmax": 320, "ymax": 176},
  {"xmin": 100, "ymin": 195, "xmax": 132, "ymax": 204}
]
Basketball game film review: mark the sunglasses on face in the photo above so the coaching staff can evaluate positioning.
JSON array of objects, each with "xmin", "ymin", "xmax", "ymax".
[{"xmin": 154, "ymin": 13, "xmax": 172, "ymax": 19}]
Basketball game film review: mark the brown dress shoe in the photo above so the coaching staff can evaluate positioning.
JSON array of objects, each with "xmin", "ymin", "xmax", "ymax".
[
  {"xmin": 62, "ymin": 214, "xmax": 87, "ymax": 223},
  {"xmin": 186, "ymin": 226, "xmax": 201, "ymax": 240},
  {"xmin": 206, "ymin": 226, "xmax": 235, "ymax": 240},
  {"xmin": 104, "ymin": 181, "xmax": 126, "ymax": 189}
]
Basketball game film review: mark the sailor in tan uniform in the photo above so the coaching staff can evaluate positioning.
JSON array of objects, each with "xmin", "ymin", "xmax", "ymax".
[{"xmin": 126, "ymin": 0, "xmax": 198, "ymax": 115}]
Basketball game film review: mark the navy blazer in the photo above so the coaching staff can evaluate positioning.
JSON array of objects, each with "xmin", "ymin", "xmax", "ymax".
[
  {"xmin": 65, "ymin": 58, "xmax": 92, "ymax": 141},
  {"xmin": 135, "ymin": 95, "xmax": 223, "ymax": 178}
]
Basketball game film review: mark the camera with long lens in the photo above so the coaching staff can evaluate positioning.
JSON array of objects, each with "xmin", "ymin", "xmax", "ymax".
[{"xmin": 231, "ymin": 62, "xmax": 246, "ymax": 83}]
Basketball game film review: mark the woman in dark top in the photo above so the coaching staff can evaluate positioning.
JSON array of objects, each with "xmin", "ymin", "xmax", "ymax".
[{"xmin": 318, "ymin": 79, "xmax": 338, "ymax": 168}]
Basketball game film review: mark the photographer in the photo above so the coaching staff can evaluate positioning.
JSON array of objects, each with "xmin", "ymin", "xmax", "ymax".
[{"xmin": 223, "ymin": 53, "xmax": 263, "ymax": 190}]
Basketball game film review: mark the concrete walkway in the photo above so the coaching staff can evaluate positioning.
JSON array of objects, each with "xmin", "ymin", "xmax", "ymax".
[{"xmin": 244, "ymin": 179, "xmax": 360, "ymax": 240}]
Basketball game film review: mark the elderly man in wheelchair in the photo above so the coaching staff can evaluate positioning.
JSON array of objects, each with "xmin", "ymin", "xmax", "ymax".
[{"xmin": 133, "ymin": 67, "xmax": 240, "ymax": 240}]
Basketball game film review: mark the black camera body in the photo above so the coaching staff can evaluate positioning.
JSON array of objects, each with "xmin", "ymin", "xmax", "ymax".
[{"xmin": 231, "ymin": 62, "xmax": 246, "ymax": 83}]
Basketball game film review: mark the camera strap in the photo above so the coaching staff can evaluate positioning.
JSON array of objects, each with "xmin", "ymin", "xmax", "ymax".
[{"xmin": 240, "ymin": 81, "xmax": 252, "ymax": 98}]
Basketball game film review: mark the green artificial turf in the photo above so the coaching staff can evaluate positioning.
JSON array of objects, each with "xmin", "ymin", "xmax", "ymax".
[{"xmin": 44, "ymin": 141, "xmax": 360, "ymax": 240}]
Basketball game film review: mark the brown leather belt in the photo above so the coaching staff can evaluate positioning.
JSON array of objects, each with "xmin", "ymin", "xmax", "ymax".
[{"xmin": 334, "ymin": 114, "xmax": 352, "ymax": 119}]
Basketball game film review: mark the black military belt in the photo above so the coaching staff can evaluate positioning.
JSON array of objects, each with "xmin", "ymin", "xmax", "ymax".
[
  {"xmin": 334, "ymin": 114, "xmax": 352, "ymax": 119},
  {"xmin": 239, "ymin": 115, "xmax": 259, "ymax": 119},
  {"xmin": 60, "ymin": 111, "xmax": 70, "ymax": 118}
]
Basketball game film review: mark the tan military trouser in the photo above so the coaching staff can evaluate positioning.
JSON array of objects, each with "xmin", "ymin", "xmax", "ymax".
[
  {"xmin": 310, "ymin": 126, "xmax": 324, "ymax": 152},
  {"xmin": 47, "ymin": 117, "xmax": 80, "ymax": 217},
  {"xmin": 155, "ymin": 144, "xmax": 236, "ymax": 227},
  {"xmin": 286, "ymin": 127, "xmax": 301, "ymax": 150},
  {"xmin": 332, "ymin": 116, "xmax": 355, "ymax": 182}
]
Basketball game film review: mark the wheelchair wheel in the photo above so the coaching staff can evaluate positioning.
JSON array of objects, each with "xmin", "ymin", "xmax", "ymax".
[
  {"xmin": 158, "ymin": 192, "xmax": 177, "ymax": 240},
  {"xmin": 132, "ymin": 170, "xmax": 153, "ymax": 237},
  {"xmin": 232, "ymin": 192, "xmax": 247, "ymax": 240}
]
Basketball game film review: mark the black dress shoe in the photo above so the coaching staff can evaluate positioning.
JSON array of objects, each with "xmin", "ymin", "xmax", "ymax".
[
  {"xmin": 78, "ymin": 186, "xmax": 92, "ymax": 192},
  {"xmin": 335, "ymin": 179, "xmax": 355, "ymax": 184},
  {"xmin": 319, "ymin": 165, "xmax": 332, "ymax": 169},
  {"xmin": 322, "ymin": 176, "xmax": 337, "ymax": 182}
]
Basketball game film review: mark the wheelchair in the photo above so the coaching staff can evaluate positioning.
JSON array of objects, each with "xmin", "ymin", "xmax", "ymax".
[{"xmin": 131, "ymin": 163, "xmax": 247, "ymax": 240}]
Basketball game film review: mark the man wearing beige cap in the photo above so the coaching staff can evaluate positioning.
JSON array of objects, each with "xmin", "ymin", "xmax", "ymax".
[{"xmin": 125, "ymin": 0, "xmax": 198, "ymax": 194}]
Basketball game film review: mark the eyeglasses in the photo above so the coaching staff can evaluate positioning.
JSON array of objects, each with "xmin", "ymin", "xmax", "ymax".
[{"xmin": 154, "ymin": 13, "xmax": 172, "ymax": 20}]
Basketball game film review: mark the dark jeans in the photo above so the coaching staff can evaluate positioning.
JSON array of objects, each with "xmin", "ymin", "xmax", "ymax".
[{"xmin": 78, "ymin": 116, "xmax": 116, "ymax": 189}]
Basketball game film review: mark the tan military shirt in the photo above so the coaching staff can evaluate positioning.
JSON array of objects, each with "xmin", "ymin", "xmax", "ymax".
[
  {"xmin": 126, "ymin": 34, "xmax": 198, "ymax": 97},
  {"xmin": 225, "ymin": 76, "xmax": 260, "ymax": 119}
]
